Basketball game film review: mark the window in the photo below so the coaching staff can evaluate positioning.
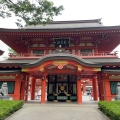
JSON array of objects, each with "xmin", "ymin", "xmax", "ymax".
[{"xmin": 110, "ymin": 81, "xmax": 119, "ymax": 94}]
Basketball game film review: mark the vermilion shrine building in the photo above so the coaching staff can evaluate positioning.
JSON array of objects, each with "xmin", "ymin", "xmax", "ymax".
[{"xmin": 0, "ymin": 19, "xmax": 120, "ymax": 104}]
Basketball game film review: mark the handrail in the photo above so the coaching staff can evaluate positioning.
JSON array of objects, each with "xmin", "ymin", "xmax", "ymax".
[{"xmin": 8, "ymin": 51, "xmax": 118, "ymax": 59}]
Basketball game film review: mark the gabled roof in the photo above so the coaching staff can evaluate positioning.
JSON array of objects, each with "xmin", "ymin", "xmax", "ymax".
[
  {"xmin": 21, "ymin": 53, "xmax": 102, "ymax": 68},
  {"xmin": 1, "ymin": 57, "xmax": 120, "ymax": 68}
]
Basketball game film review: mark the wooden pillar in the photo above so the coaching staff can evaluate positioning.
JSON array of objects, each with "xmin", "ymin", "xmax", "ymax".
[
  {"xmin": 14, "ymin": 74, "xmax": 21, "ymax": 100},
  {"xmin": 41, "ymin": 72, "xmax": 47, "ymax": 103},
  {"xmin": 31, "ymin": 77, "xmax": 36, "ymax": 100},
  {"xmin": 20, "ymin": 82, "xmax": 25, "ymax": 100},
  {"xmin": 77, "ymin": 76, "xmax": 82, "ymax": 104},
  {"xmin": 92, "ymin": 77, "xmax": 98, "ymax": 101},
  {"xmin": 25, "ymin": 75, "xmax": 29, "ymax": 101},
  {"xmin": 97, "ymin": 74, "xmax": 101, "ymax": 100},
  {"xmin": 97, "ymin": 74, "xmax": 104, "ymax": 100},
  {"xmin": 83, "ymin": 85, "xmax": 86, "ymax": 95},
  {"xmin": 103, "ymin": 79, "xmax": 111, "ymax": 101},
  {"xmin": 20, "ymin": 74, "xmax": 27, "ymax": 100},
  {"xmin": 100, "ymin": 81, "xmax": 104, "ymax": 100}
]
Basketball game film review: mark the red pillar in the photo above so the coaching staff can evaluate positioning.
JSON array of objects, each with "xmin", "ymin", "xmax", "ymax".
[
  {"xmin": 104, "ymin": 79, "xmax": 111, "ymax": 101},
  {"xmin": 20, "ymin": 74, "xmax": 27, "ymax": 100},
  {"xmin": 20, "ymin": 81, "xmax": 25, "ymax": 100},
  {"xmin": 77, "ymin": 77, "xmax": 82, "ymax": 104},
  {"xmin": 31, "ymin": 77, "xmax": 36, "ymax": 100},
  {"xmin": 92, "ymin": 77, "xmax": 98, "ymax": 101},
  {"xmin": 100, "ymin": 81, "xmax": 104, "ymax": 100},
  {"xmin": 83, "ymin": 85, "xmax": 86, "ymax": 95},
  {"xmin": 41, "ymin": 73, "xmax": 47, "ymax": 103},
  {"xmin": 25, "ymin": 75, "xmax": 29, "ymax": 101},
  {"xmin": 97, "ymin": 74, "xmax": 104, "ymax": 100},
  {"xmin": 14, "ymin": 74, "xmax": 21, "ymax": 100}
]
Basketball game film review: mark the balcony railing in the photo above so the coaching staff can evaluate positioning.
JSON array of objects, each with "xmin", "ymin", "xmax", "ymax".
[{"xmin": 8, "ymin": 51, "xmax": 118, "ymax": 59}]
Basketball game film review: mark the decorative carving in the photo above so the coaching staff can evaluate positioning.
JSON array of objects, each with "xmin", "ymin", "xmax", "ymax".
[
  {"xmin": 77, "ymin": 65, "xmax": 82, "ymax": 71},
  {"xmin": 53, "ymin": 61, "xmax": 68, "ymax": 69},
  {"xmin": 39, "ymin": 65, "xmax": 44, "ymax": 72},
  {"xmin": 93, "ymin": 68, "xmax": 101, "ymax": 71}
]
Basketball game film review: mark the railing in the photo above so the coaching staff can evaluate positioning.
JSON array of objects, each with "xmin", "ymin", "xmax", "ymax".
[{"xmin": 8, "ymin": 51, "xmax": 118, "ymax": 59}]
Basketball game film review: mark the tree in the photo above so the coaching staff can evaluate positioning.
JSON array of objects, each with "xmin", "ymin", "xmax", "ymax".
[
  {"xmin": 3, "ymin": 48, "xmax": 17, "ymax": 60},
  {"xmin": 0, "ymin": 0, "xmax": 64, "ymax": 27},
  {"xmin": 8, "ymin": 48, "xmax": 17, "ymax": 55}
]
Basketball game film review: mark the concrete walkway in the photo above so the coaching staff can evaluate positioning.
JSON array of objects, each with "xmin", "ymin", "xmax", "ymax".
[{"xmin": 6, "ymin": 102, "xmax": 109, "ymax": 120}]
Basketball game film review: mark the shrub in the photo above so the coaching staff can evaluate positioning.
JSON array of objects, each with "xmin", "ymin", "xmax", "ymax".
[
  {"xmin": 98, "ymin": 101, "xmax": 120, "ymax": 120},
  {"xmin": 0, "ymin": 100, "xmax": 24, "ymax": 120}
]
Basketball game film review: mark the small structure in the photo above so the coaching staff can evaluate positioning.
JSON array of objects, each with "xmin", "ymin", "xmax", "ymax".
[
  {"xmin": 116, "ymin": 82, "xmax": 120, "ymax": 100},
  {"xmin": 0, "ymin": 82, "xmax": 10, "ymax": 100}
]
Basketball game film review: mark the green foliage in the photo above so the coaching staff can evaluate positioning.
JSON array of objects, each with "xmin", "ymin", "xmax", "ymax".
[
  {"xmin": 0, "ymin": 0, "xmax": 64, "ymax": 27},
  {"xmin": 0, "ymin": 100, "xmax": 24, "ymax": 120},
  {"xmin": 3, "ymin": 48, "xmax": 17, "ymax": 60},
  {"xmin": 98, "ymin": 101, "xmax": 120, "ymax": 120},
  {"xmin": 8, "ymin": 48, "xmax": 17, "ymax": 55}
]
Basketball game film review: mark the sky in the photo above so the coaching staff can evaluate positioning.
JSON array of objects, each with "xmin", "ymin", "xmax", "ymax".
[{"xmin": 1, "ymin": 0, "xmax": 120, "ymax": 60}]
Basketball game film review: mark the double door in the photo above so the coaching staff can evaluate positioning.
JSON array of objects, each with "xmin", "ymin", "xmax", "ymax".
[{"xmin": 47, "ymin": 75, "xmax": 77, "ymax": 102}]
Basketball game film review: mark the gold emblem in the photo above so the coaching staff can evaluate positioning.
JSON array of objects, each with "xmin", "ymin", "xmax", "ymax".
[
  {"xmin": 53, "ymin": 61, "xmax": 68, "ymax": 69},
  {"xmin": 60, "ymin": 86, "xmax": 65, "ymax": 91},
  {"xmin": 77, "ymin": 65, "xmax": 82, "ymax": 71},
  {"xmin": 93, "ymin": 68, "xmax": 101, "ymax": 71},
  {"xmin": 39, "ymin": 65, "xmax": 44, "ymax": 72},
  {"xmin": 22, "ymin": 68, "xmax": 28, "ymax": 72}
]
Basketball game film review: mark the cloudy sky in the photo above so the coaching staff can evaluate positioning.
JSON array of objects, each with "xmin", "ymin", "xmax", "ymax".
[{"xmin": 0, "ymin": 0, "xmax": 120, "ymax": 60}]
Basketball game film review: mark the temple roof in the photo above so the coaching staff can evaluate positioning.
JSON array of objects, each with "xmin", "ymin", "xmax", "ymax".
[
  {"xmin": 1, "ymin": 57, "xmax": 120, "ymax": 66},
  {"xmin": 1, "ymin": 18, "xmax": 120, "ymax": 32},
  {"xmin": 0, "ymin": 19, "xmax": 120, "ymax": 53},
  {"xmin": 25, "ymin": 19, "xmax": 103, "ymax": 29}
]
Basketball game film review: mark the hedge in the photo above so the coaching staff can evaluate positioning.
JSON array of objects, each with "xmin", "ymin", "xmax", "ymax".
[
  {"xmin": 98, "ymin": 101, "xmax": 120, "ymax": 120},
  {"xmin": 0, "ymin": 100, "xmax": 24, "ymax": 120}
]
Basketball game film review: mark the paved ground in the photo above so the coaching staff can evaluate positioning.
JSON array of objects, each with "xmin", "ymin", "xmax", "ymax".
[{"xmin": 6, "ymin": 96, "xmax": 109, "ymax": 120}]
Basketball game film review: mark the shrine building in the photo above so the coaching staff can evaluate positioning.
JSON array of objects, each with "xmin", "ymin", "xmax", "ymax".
[{"xmin": 0, "ymin": 19, "xmax": 120, "ymax": 104}]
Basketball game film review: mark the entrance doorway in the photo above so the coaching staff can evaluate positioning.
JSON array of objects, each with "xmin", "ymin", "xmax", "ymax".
[{"xmin": 47, "ymin": 75, "xmax": 77, "ymax": 102}]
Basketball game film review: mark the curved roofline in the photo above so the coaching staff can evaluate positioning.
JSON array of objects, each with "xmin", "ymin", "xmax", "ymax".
[
  {"xmin": 25, "ymin": 19, "xmax": 102, "ymax": 25},
  {"xmin": 1, "ymin": 25, "xmax": 120, "ymax": 32},
  {"xmin": 21, "ymin": 53, "xmax": 102, "ymax": 68}
]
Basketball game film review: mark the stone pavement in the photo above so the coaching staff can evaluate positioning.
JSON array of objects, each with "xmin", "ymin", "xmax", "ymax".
[{"xmin": 6, "ymin": 102, "xmax": 109, "ymax": 120}]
